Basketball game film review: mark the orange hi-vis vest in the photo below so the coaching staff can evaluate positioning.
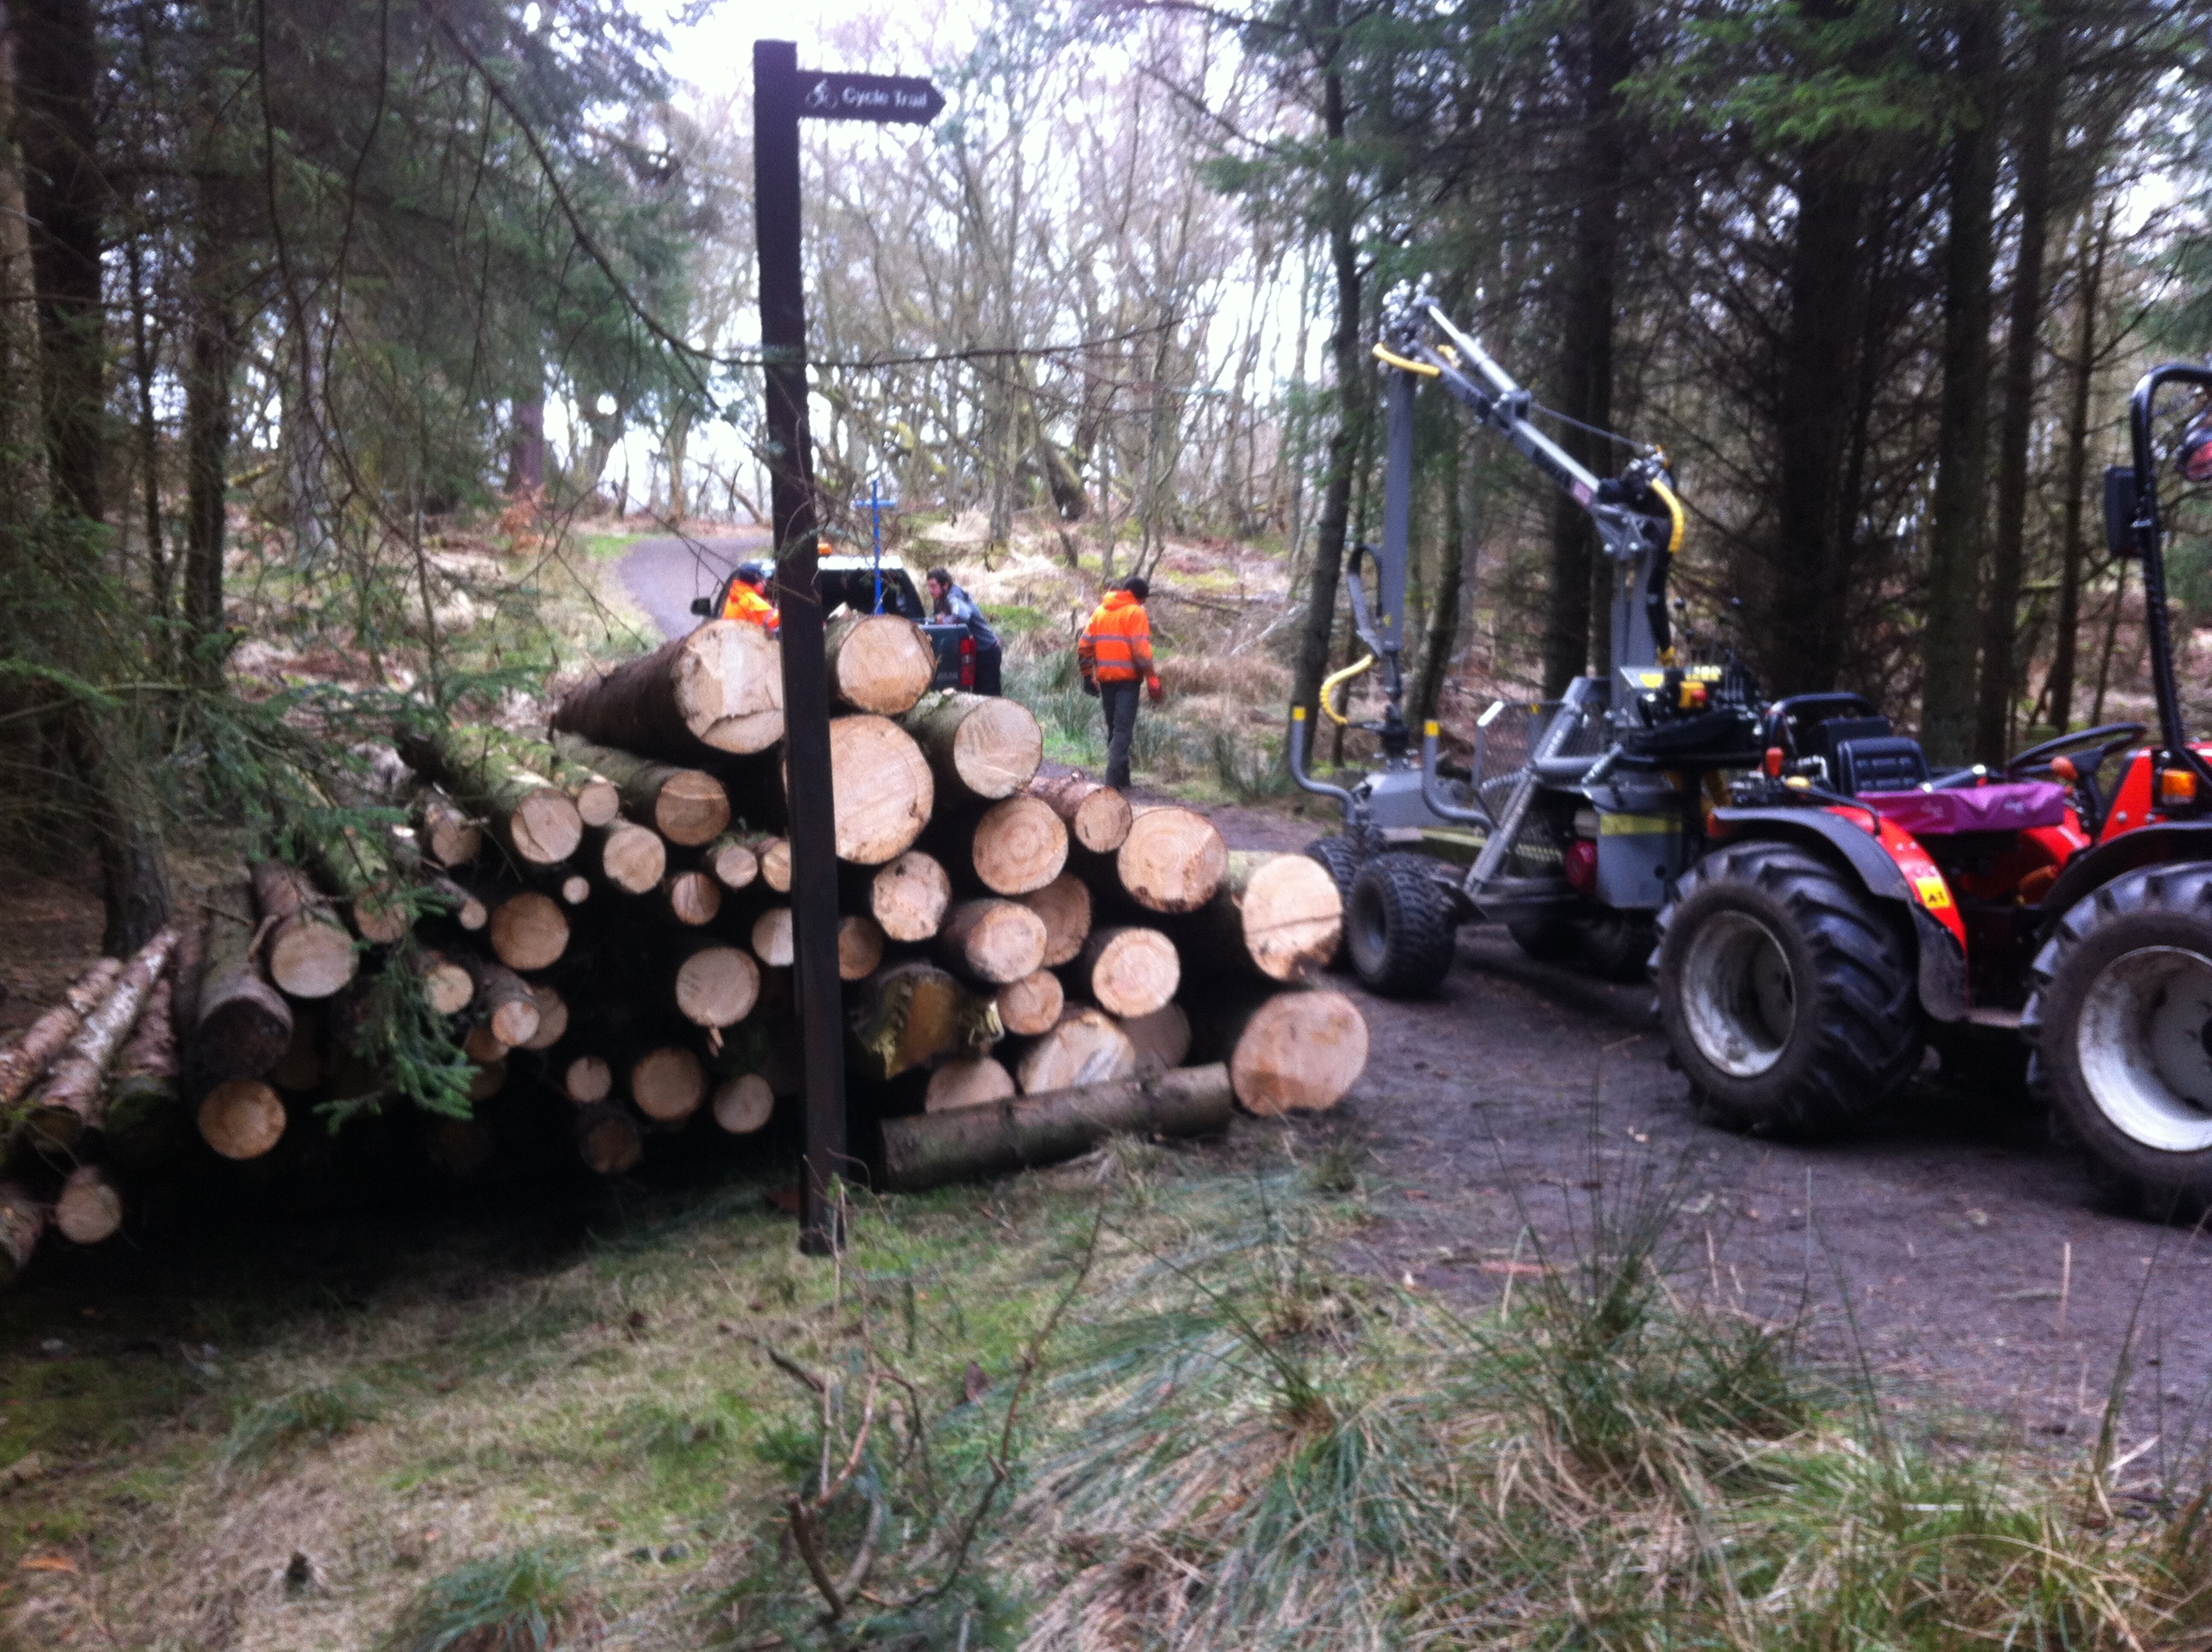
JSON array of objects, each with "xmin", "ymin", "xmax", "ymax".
[
  {"xmin": 1079, "ymin": 590, "xmax": 1156, "ymax": 684},
  {"xmin": 723, "ymin": 581, "xmax": 779, "ymax": 633}
]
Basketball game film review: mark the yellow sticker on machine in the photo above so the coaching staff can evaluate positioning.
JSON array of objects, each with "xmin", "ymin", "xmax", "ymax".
[
  {"xmin": 1621, "ymin": 665, "xmax": 1725, "ymax": 689},
  {"xmin": 1598, "ymin": 812, "xmax": 1676, "ymax": 836},
  {"xmin": 1913, "ymin": 874, "xmax": 1953, "ymax": 910}
]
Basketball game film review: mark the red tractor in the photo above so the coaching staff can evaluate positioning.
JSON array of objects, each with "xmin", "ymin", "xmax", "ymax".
[{"xmin": 1652, "ymin": 360, "xmax": 2212, "ymax": 1214}]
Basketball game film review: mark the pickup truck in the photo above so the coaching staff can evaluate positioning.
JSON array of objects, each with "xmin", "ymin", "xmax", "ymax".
[{"xmin": 688, "ymin": 556, "xmax": 995, "ymax": 694}]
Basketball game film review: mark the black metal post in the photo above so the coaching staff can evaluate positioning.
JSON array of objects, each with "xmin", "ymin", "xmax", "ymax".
[{"xmin": 754, "ymin": 38, "xmax": 847, "ymax": 1254}]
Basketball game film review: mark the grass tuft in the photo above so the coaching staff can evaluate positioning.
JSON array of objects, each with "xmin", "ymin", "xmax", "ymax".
[
  {"xmin": 222, "ymin": 1378, "xmax": 381, "ymax": 1470},
  {"xmin": 380, "ymin": 1545, "xmax": 585, "ymax": 1652}
]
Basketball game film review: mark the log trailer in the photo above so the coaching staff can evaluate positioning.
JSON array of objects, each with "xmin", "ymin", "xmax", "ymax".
[{"xmin": 1296, "ymin": 286, "xmax": 2212, "ymax": 1214}]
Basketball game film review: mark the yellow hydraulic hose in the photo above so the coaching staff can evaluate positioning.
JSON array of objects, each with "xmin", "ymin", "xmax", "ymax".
[
  {"xmin": 1650, "ymin": 476, "xmax": 1687, "ymax": 555},
  {"xmin": 1319, "ymin": 654, "xmax": 1377, "ymax": 725},
  {"xmin": 1371, "ymin": 343, "xmax": 1441, "ymax": 378}
]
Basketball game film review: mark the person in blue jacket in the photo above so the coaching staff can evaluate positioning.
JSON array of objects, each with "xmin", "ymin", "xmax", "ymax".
[{"xmin": 926, "ymin": 566, "xmax": 1003, "ymax": 695}]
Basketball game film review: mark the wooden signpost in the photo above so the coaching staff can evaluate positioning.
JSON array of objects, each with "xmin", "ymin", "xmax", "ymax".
[{"xmin": 752, "ymin": 40, "xmax": 942, "ymax": 1254}]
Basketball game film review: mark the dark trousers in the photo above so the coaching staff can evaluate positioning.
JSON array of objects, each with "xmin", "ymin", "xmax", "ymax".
[
  {"xmin": 1100, "ymin": 680, "xmax": 1140, "ymax": 788},
  {"xmin": 974, "ymin": 644, "xmax": 1003, "ymax": 696}
]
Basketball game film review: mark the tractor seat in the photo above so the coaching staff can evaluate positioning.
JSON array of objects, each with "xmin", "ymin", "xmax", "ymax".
[
  {"xmin": 1856, "ymin": 780, "xmax": 2070, "ymax": 835},
  {"xmin": 1832, "ymin": 735, "xmax": 1930, "ymax": 794}
]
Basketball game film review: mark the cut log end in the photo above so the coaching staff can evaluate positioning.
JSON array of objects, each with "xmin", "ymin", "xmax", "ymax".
[
  {"xmin": 924, "ymin": 1056, "xmax": 1016, "ymax": 1113},
  {"xmin": 711, "ymin": 1072, "xmax": 775, "ymax": 1135},
  {"xmin": 521, "ymin": 983, "xmax": 569, "ymax": 1050},
  {"xmin": 1231, "ymin": 990, "xmax": 1369, "ymax": 1115},
  {"xmin": 489, "ymin": 893, "xmax": 570, "ymax": 971},
  {"xmin": 996, "ymin": 969, "xmax": 1065, "ymax": 1037},
  {"xmin": 676, "ymin": 945, "xmax": 762, "ymax": 1027},
  {"xmin": 655, "ymin": 771, "xmax": 732, "ymax": 846},
  {"xmin": 1238, "ymin": 854, "xmax": 1344, "ymax": 981},
  {"xmin": 707, "ymin": 835, "xmax": 760, "ymax": 891},
  {"xmin": 1033, "ymin": 773, "xmax": 1132, "ymax": 854},
  {"xmin": 563, "ymin": 1054, "xmax": 614, "ymax": 1104},
  {"xmin": 1020, "ymin": 874, "xmax": 1093, "ymax": 968},
  {"xmin": 1122, "ymin": 1003, "xmax": 1192, "ymax": 1073},
  {"xmin": 941, "ymin": 899, "xmax": 1048, "ymax": 986},
  {"xmin": 420, "ymin": 955, "xmax": 474, "ymax": 1016},
  {"xmin": 760, "ymin": 837, "xmax": 792, "ymax": 893},
  {"xmin": 572, "ymin": 775, "xmax": 621, "ymax": 829},
  {"xmin": 751, "ymin": 908, "xmax": 795, "ymax": 969},
  {"xmin": 54, "ymin": 1166, "xmax": 123, "ymax": 1245},
  {"xmin": 666, "ymin": 871, "xmax": 723, "ymax": 927},
  {"xmin": 839, "ymin": 915, "xmax": 888, "ymax": 981},
  {"xmin": 830, "ymin": 612, "xmax": 937, "ymax": 714},
  {"xmin": 1075, "ymin": 927, "xmax": 1180, "ymax": 1019},
  {"xmin": 971, "ymin": 794, "xmax": 1069, "ymax": 896},
  {"xmin": 1117, "ymin": 806, "xmax": 1229, "ymax": 913},
  {"xmin": 575, "ymin": 1102, "xmax": 644, "ymax": 1174},
  {"xmin": 199, "ymin": 1079, "xmax": 288, "ymax": 1160},
  {"xmin": 674, "ymin": 620, "xmax": 786, "ymax": 753},
  {"xmin": 871, "ymin": 851, "xmax": 951, "ymax": 942},
  {"xmin": 267, "ymin": 918, "xmax": 358, "ymax": 1001},
  {"xmin": 352, "ymin": 891, "xmax": 410, "ymax": 945},
  {"xmin": 830, "ymin": 715, "xmax": 934, "ymax": 864},
  {"xmin": 917, "ymin": 694, "xmax": 1043, "ymax": 799},
  {"xmin": 599, "ymin": 822, "xmax": 668, "ymax": 894},
  {"xmin": 1015, "ymin": 1007, "xmax": 1137, "ymax": 1095},
  {"xmin": 510, "ymin": 787, "xmax": 585, "ymax": 865},
  {"xmin": 631, "ymin": 1046, "xmax": 706, "ymax": 1123},
  {"xmin": 562, "ymin": 875, "xmax": 592, "ymax": 906}
]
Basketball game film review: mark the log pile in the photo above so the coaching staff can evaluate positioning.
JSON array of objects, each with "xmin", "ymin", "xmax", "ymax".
[{"xmin": 0, "ymin": 618, "xmax": 1369, "ymax": 1284}]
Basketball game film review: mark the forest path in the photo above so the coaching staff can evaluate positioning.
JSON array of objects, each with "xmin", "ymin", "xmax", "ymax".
[{"xmin": 619, "ymin": 528, "xmax": 770, "ymax": 640}]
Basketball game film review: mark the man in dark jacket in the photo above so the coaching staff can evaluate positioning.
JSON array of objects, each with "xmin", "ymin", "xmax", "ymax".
[{"xmin": 926, "ymin": 567, "xmax": 1003, "ymax": 695}]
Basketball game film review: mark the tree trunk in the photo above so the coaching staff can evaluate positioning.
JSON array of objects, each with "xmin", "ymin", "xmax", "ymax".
[
  {"xmin": 550, "ymin": 619, "xmax": 784, "ymax": 759},
  {"xmin": 395, "ymin": 726, "xmax": 584, "ymax": 866},
  {"xmin": 1918, "ymin": 0, "xmax": 2003, "ymax": 765},
  {"xmin": 103, "ymin": 974, "xmax": 182, "ymax": 1172},
  {"xmin": 825, "ymin": 612, "xmax": 936, "ymax": 714},
  {"xmin": 2046, "ymin": 203, "xmax": 2113, "ymax": 734},
  {"xmin": 1029, "ymin": 774, "xmax": 1132, "ymax": 854},
  {"xmin": 187, "ymin": 883, "xmax": 293, "ymax": 1085},
  {"xmin": 18, "ymin": 927, "xmax": 175, "ymax": 1150},
  {"xmin": 1974, "ymin": 23, "xmax": 2061, "ymax": 763},
  {"xmin": 1412, "ymin": 443, "xmax": 1471, "ymax": 726},
  {"xmin": 181, "ymin": 224, "xmax": 235, "ymax": 690},
  {"xmin": 899, "ymin": 691, "xmax": 1043, "ymax": 801},
  {"xmin": 549, "ymin": 731, "xmax": 729, "ymax": 846},
  {"xmin": 883, "ymin": 1063, "xmax": 1231, "ymax": 1190},
  {"xmin": 1289, "ymin": 5, "xmax": 1364, "ymax": 738},
  {"xmin": 251, "ymin": 861, "xmax": 358, "ymax": 1000},
  {"xmin": 969, "ymin": 794, "xmax": 1069, "ymax": 895}
]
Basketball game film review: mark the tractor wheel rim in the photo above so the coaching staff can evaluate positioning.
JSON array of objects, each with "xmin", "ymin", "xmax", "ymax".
[
  {"xmin": 1680, "ymin": 910, "xmax": 1796, "ymax": 1078},
  {"xmin": 2076, "ymin": 945, "xmax": 2212, "ymax": 1154},
  {"xmin": 1349, "ymin": 876, "xmax": 1390, "ymax": 971}
]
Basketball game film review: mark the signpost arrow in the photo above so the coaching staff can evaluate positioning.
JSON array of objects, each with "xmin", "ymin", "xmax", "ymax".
[{"xmin": 797, "ymin": 72, "xmax": 945, "ymax": 125}]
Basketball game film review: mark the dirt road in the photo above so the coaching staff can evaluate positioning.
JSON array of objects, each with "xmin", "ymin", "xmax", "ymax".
[{"xmin": 618, "ymin": 529, "xmax": 769, "ymax": 640}]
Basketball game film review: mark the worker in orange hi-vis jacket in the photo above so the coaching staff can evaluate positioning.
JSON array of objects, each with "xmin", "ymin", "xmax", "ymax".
[
  {"xmin": 721, "ymin": 561, "xmax": 780, "ymax": 634},
  {"xmin": 1077, "ymin": 575, "xmax": 1165, "ymax": 789}
]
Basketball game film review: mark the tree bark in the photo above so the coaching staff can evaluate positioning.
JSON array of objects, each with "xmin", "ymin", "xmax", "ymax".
[
  {"xmin": 1166, "ymin": 852, "xmax": 1342, "ymax": 982},
  {"xmin": 549, "ymin": 731, "xmax": 729, "ymax": 846},
  {"xmin": 883, "ymin": 1063, "xmax": 1232, "ymax": 1190},
  {"xmin": 395, "ymin": 726, "xmax": 584, "ymax": 866},
  {"xmin": 1918, "ymin": 0, "xmax": 2003, "ymax": 765},
  {"xmin": 416, "ymin": 787, "xmax": 483, "ymax": 868},
  {"xmin": 187, "ymin": 883, "xmax": 293, "ymax": 1085},
  {"xmin": 0, "ymin": 956, "xmax": 123, "ymax": 1107},
  {"xmin": 0, "ymin": 1181, "xmax": 44, "ymax": 1288},
  {"xmin": 550, "ymin": 620, "xmax": 784, "ymax": 759},
  {"xmin": 1973, "ymin": 23, "xmax": 2061, "ymax": 763},
  {"xmin": 2046, "ymin": 203, "xmax": 2113, "ymax": 735},
  {"xmin": 1109, "ymin": 806, "xmax": 1227, "ymax": 914},
  {"xmin": 18, "ymin": 927, "xmax": 175, "ymax": 1150}
]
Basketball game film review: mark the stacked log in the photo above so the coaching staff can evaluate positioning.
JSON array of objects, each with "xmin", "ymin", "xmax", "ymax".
[{"xmin": 0, "ymin": 637, "xmax": 1371, "ymax": 1284}]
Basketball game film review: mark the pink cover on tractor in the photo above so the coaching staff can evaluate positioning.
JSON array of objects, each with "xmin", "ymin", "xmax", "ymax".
[{"xmin": 1858, "ymin": 781, "xmax": 2069, "ymax": 835}]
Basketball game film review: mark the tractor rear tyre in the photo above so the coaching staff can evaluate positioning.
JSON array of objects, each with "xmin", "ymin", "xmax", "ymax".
[
  {"xmin": 1346, "ymin": 853, "xmax": 1459, "ymax": 998},
  {"xmin": 1506, "ymin": 916, "xmax": 1581, "ymax": 965},
  {"xmin": 1506, "ymin": 913, "xmax": 1657, "ymax": 982},
  {"xmin": 1655, "ymin": 841, "xmax": 1922, "ymax": 1136},
  {"xmin": 1304, "ymin": 834, "xmax": 1364, "ymax": 968},
  {"xmin": 2024, "ymin": 864, "xmax": 2212, "ymax": 1219}
]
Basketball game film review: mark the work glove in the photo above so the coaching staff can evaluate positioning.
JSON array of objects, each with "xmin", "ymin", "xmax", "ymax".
[
  {"xmin": 1081, "ymin": 678, "xmax": 1100, "ymax": 698},
  {"xmin": 1146, "ymin": 676, "xmax": 1165, "ymax": 705}
]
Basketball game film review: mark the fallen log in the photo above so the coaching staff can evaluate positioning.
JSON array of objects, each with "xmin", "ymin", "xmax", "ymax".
[
  {"xmin": 460, "ymin": 957, "xmax": 541, "ymax": 1049},
  {"xmin": 488, "ymin": 893, "xmax": 569, "ymax": 971},
  {"xmin": 550, "ymin": 618, "xmax": 784, "ymax": 759},
  {"xmin": 829, "ymin": 715, "xmax": 934, "ymax": 864},
  {"xmin": 0, "ymin": 956, "xmax": 124, "ymax": 1108},
  {"xmin": 996, "ymin": 969, "xmax": 1064, "ymax": 1037},
  {"xmin": 882, "ymin": 1063, "xmax": 1233, "ymax": 1190},
  {"xmin": 19, "ymin": 928, "xmax": 177, "ymax": 1153},
  {"xmin": 417, "ymin": 951, "xmax": 475, "ymax": 1016},
  {"xmin": 937, "ymin": 899, "xmax": 1048, "ymax": 986},
  {"xmin": 394, "ymin": 725, "xmax": 584, "ymax": 866},
  {"xmin": 924, "ymin": 1056, "xmax": 1016, "ymax": 1113},
  {"xmin": 1019, "ymin": 874, "xmax": 1091, "ymax": 968},
  {"xmin": 562, "ymin": 1054, "xmax": 614, "ymax": 1104},
  {"xmin": 1013, "ymin": 1007, "xmax": 1137, "ymax": 1094},
  {"xmin": 826, "ymin": 610, "xmax": 937, "ymax": 714},
  {"xmin": 849, "ymin": 962, "xmax": 999, "ymax": 1082},
  {"xmin": 1189, "ymin": 986, "xmax": 1369, "ymax": 1114},
  {"xmin": 550, "ymin": 731, "xmax": 731, "ymax": 846},
  {"xmin": 711, "ymin": 1072, "xmax": 775, "ymax": 1134},
  {"xmin": 969, "ymin": 794, "xmax": 1068, "ymax": 896},
  {"xmin": 864, "ymin": 850, "xmax": 950, "ymax": 942},
  {"xmin": 558, "ymin": 874, "xmax": 592, "ymax": 906},
  {"xmin": 534, "ymin": 743, "xmax": 621, "ymax": 828},
  {"xmin": 0, "ymin": 1182, "xmax": 44, "ymax": 1288},
  {"xmin": 675, "ymin": 945, "xmax": 761, "ymax": 1028},
  {"xmin": 664, "ymin": 871, "xmax": 722, "ymax": 926},
  {"xmin": 1065, "ymin": 927, "xmax": 1179, "ymax": 1019},
  {"xmin": 591, "ymin": 821, "xmax": 667, "ymax": 895},
  {"xmin": 103, "ymin": 976, "xmax": 183, "ymax": 1172},
  {"xmin": 899, "ymin": 691, "xmax": 1042, "ymax": 800},
  {"xmin": 1172, "ymin": 852, "xmax": 1342, "ymax": 982},
  {"xmin": 187, "ymin": 885, "xmax": 293, "ymax": 1084},
  {"xmin": 753, "ymin": 835, "xmax": 793, "ymax": 893},
  {"xmin": 1112, "ymin": 806, "xmax": 1227, "ymax": 914},
  {"xmin": 53, "ymin": 1166, "xmax": 123, "ymax": 1245},
  {"xmin": 252, "ymin": 861, "xmax": 358, "ymax": 999},
  {"xmin": 1031, "ymin": 773, "xmax": 1132, "ymax": 854},
  {"xmin": 574, "ymin": 1102, "xmax": 644, "ymax": 1173},
  {"xmin": 631, "ymin": 1046, "xmax": 706, "ymax": 1124},
  {"xmin": 199, "ymin": 1079, "xmax": 288, "ymax": 1160}
]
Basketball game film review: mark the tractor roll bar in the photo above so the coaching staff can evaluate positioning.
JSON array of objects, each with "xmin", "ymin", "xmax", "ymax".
[
  {"xmin": 1288, "ymin": 706, "xmax": 1356, "ymax": 809},
  {"xmin": 2125, "ymin": 362, "xmax": 2212, "ymax": 788}
]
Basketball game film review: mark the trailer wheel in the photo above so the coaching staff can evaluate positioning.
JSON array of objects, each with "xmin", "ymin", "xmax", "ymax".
[
  {"xmin": 1655, "ymin": 841, "xmax": 1922, "ymax": 1136},
  {"xmin": 2024, "ymin": 864, "xmax": 2212, "ymax": 1219},
  {"xmin": 1346, "ymin": 853, "xmax": 1459, "ymax": 998}
]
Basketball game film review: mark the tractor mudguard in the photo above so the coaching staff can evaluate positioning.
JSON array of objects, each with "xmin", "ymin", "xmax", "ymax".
[
  {"xmin": 2034, "ymin": 823, "xmax": 2212, "ymax": 939},
  {"xmin": 1708, "ymin": 806, "xmax": 1968, "ymax": 1022}
]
